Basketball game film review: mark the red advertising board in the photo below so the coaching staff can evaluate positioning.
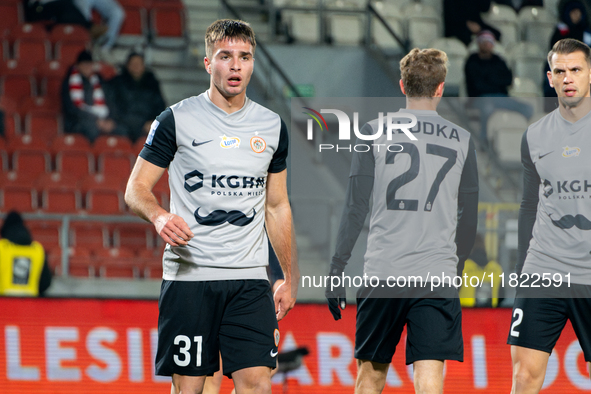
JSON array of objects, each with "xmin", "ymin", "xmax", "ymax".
[{"xmin": 1, "ymin": 298, "xmax": 589, "ymax": 393}]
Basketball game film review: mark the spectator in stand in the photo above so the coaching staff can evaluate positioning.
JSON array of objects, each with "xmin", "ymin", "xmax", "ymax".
[
  {"xmin": 444, "ymin": 0, "xmax": 501, "ymax": 46},
  {"xmin": 73, "ymin": 0, "xmax": 125, "ymax": 61},
  {"xmin": 109, "ymin": 52, "xmax": 166, "ymax": 143},
  {"xmin": 61, "ymin": 50, "xmax": 129, "ymax": 143},
  {"xmin": 23, "ymin": 0, "xmax": 107, "ymax": 39},
  {"xmin": 544, "ymin": 0, "xmax": 591, "ymax": 105},
  {"xmin": 0, "ymin": 211, "xmax": 52, "ymax": 297},
  {"xmin": 465, "ymin": 30, "xmax": 533, "ymax": 145}
]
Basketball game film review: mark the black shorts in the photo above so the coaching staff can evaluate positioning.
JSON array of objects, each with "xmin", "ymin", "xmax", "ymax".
[
  {"xmin": 355, "ymin": 287, "xmax": 463, "ymax": 365},
  {"xmin": 507, "ymin": 286, "xmax": 591, "ymax": 361},
  {"xmin": 155, "ymin": 279, "xmax": 279, "ymax": 377}
]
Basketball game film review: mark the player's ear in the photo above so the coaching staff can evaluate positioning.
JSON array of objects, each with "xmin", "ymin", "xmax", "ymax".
[
  {"xmin": 399, "ymin": 79, "xmax": 406, "ymax": 95},
  {"xmin": 546, "ymin": 70, "xmax": 554, "ymax": 88},
  {"xmin": 436, "ymin": 82, "xmax": 445, "ymax": 97},
  {"xmin": 204, "ymin": 57, "xmax": 212, "ymax": 74}
]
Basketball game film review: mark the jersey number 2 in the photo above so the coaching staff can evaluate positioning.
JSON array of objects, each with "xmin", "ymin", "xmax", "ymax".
[{"xmin": 386, "ymin": 143, "xmax": 457, "ymax": 212}]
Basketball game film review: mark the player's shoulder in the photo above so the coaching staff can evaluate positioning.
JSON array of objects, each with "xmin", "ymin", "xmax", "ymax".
[
  {"xmin": 525, "ymin": 109, "xmax": 557, "ymax": 141},
  {"xmin": 246, "ymin": 98, "xmax": 282, "ymax": 124},
  {"xmin": 169, "ymin": 93, "xmax": 205, "ymax": 114}
]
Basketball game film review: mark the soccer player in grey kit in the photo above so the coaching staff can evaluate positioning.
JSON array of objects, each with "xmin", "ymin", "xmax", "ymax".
[
  {"xmin": 125, "ymin": 19, "xmax": 297, "ymax": 394},
  {"xmin": 508, "ymin": 38, "xmax": 591, "ymax": 393},
  {"xmin": 326, "ymin": 48, "xmax": 479, "ymax": 394}
]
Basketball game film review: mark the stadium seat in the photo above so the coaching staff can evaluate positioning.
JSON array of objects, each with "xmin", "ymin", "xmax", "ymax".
[
  {"xmin": 48, "ymin": 24, "xmax": 90, "ymax": 45},
  {"xmin": 37, "ymin": 60, "xmax": 67, "ymax": 97},
  {"xmin": 285, "ymin": 11, "xmax": 320, "ymax": 44},
  {"xmin": 371, "ymin": 14, "xmax": 404, "ymax": 50},
  {"xmin": 150, "ymin": 1, "xmax": 187, "ymax": 48},
  {"xmin": 487, "ymin": 110, "xmax": 529, "ymax": 164},
  {"xmin": 94, "ymin": 61, "xmax": 118, "ymax": 80},
  {"xmin": 93, "ymin": 135, "xmax": 133, "ymax": 154},
  {"xmin": 24, "ymin": 111, "xmax": 62, "ymax": 140},
  {"xmin": 60, "ymin": 246, "xmax": 94, "ymax": 277},
  {"xmin": 138, "ymin": 248, "xmax": 163, "ymax": 279},
  {"xmin": 69, "ymin": 222, "xmax": 109, "ymax": 250},
  {"xmin": 54, "ymin": 41, "xmax": 88, "ymax": 67},
  {"xmin": 483, "ymin": 4, "xmax": 519, "ymax": 46},
  {"xmin": 19, "ymin": 95, "xmax": 60, "ymax": 115},
  {"xmin": 35, "ymin": 171, "xmax": 79, "ymax": 189},
  {"xmin": 28, "ymin": 220, "xmax": 61, "ymax": 250},
  {"xmin": 13, "ymin": 38, "xmax": 51, "ymax": 66},
  {"xmin": 0, "ymin": 140, "xmax": 6, "ymax": 171},
  {"xmin": 55, "ymin": 150, "xmax": 95, "ymax": 178},
  {"xmin": 94, "ymin": 247, "xmax": 139, "ymax": 278},
  {"xmin": 0, "ymin": 3, "xmax": 22, "ymax": 34},
  {"xmin": 0, "ymin": 60, "xmax": 37, "ymax": 103},
  {"xmin": 506, "ymin": 42, "xmax": 546, "ymax": 86},
  {"xmin": 11, "ymin": 149, "xmax": 51, "ymax": 179},
  {"xmin": 40, "ymin": 186, "xmax": 82, "ymax": 213},
  {"xmin": 112, "ymin": 222, "xmax": 156, "ymax": 251},
  {"xmin": 51, "ymin": 133, "xmax": 92, "ymax": 153},
  {"xmin": 327, "ymin": 14, "xmax": 363, "ymax": 45},
  {"xmin": 509, "ymin": 77, "xmax": 541, "ymax": 97},
  {"xmin": 96, "ymin": 151, "xmax": 134, "ymax": 181},
  {"xmin": 2, "ymin": 111, "xmax": 20, "ymax": 139},
  {"xmin": 518, "ymin": 7, "xmax": 555, "ymax": 52},
  {"xmin": 403, "ymin": 3, "xmax": 440, "ymax": 48},
  {"xmin": 86, "ymin": 189, "xmax": 125, "ymax": 214},
  {"xmin": 0, "ymin": 171, "xmax": 38, "ymax": 212},
  {"xmin": 116, "ymin": 3, "xmax": 148, "ymax": 47}
]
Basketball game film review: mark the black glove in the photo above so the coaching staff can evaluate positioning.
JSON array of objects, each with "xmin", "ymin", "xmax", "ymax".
[{"xmin": 325, "ymin": 260, "xmax": 347, "ymax": 320}]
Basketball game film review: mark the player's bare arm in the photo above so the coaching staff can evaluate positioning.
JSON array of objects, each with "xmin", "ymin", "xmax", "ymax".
[
  {"xmin": 125, "ymin": 157, "xmax": 194, "ymax": 247},
  {"xmin": 265, "ymin": 169, "xmax": 298, "ymax": 321}
]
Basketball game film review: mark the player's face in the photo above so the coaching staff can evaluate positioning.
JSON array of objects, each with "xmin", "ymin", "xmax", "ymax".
[
  {"xmin": 205, "ymin": 39, "xmax": 254, "ymax": 100},
  {"xmin": 547, "ymin": 51, "xmax": 591, "ymax": 108}
]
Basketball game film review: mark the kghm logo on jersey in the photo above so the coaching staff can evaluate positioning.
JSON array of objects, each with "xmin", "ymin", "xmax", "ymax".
[
  {"xmin": 562, "ymin": 146, "xmax": 581, "ymax": 158},
  {"xmin": 220, "ymin": 135, "xmax": 240, "ymax": 149},
  {"xmin": 250, "ymin": 136, "xmax": 266, "ymax": 153}
]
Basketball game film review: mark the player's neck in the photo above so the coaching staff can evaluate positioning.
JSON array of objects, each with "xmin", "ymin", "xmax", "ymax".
[
  {"xmin": 558, "ymin": 96, "xmax": 591, "ymax": 123},
  {"xmin": 406, "ymin": 97, "xmax": 440, "ymax": 111},
  {"xmin": 207, "ymin": 88, "xmax": 247, "ymax": 114}
]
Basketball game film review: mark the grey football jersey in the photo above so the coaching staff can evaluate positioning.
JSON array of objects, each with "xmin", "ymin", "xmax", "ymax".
[
  {"xmin": 139, "ymin": 92, "xmax": 288, "ymax": 281},
  {"xmin": 352, "ymin": 109, "xmax": 478, "ymax": 280},
  {"xmin": 521, "ymin": 108, "xmax": 591, "ymax": 284}
]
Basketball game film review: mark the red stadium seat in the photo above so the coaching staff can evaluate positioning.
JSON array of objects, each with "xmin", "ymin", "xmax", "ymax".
[
  {"xmin": 37, "ymin": 60, "xmax": 67, "ymax": 97},
  {"xmin": 0, "ymin": 171, "xmax": 38, "ymax": 212},
  {"xmin": 55, "ymin": 150, "xmax": 94, "ymax": 178},
  {"xmin": 11, "ymin": 149, "xmax": 51, "ymax": 179},
  {"xmin": 19, "ymin": 96, "xmax": 60, "ymax": 115},
  {"xmin": 93, "ymin": 135, "xmax": 133, "ymax": 154},
  {"xmin": 0, "ymin": 3, "xmax": 22, "ymax": 34},
  {"xmin": 24, "ymin": 111, "xmax": 62, "ymax": 140},
  {"xmin": 0, "ymin": 60, "xmax": 37, "ymax": 102},
  {"xmin": 2, "ymin": 111, "xmax": 20, "ymax": 139},
  {"xmin": 112, "ymin": 222, "xmax": 156, "ymax": 251},
  {"xmin": 40, "ymin": 186, "xmax": 82, "ymax": 213},
  {"xmin": 0, "ymin": 140, "xmax": 7, "ymax": 171},
  {"xmin": 138, "ymin": 248, "xmax": 164, "ymax": 279},
  {"xmin": 13, "ymin": 38, "xmax": 51, "ymax": 66},
  {"xmin": 48, "ymin": 24, "xmax": 90, "ymax": 45},
  {"xmin": 28, "ymin": 220, "xmax": 61, "ymax": 250},
  {"xmin": 52, "ymin": 246, "xmax": 94, "ymax": 277},
  {"xmin": 69, "ymin": 222, "xmax": 109, "ymax": 250},
  {"xmin": 86, "ymin": 189, "xmax": 125, "ymax": 214},
  {"xmin": 116, "ymin": 4, "xmax": 148, "ymax": 47},
  {"xmin": 35, "ymin": 171, "xmax": 79, "ymax": 189},
  {"xmin": 51, "ymin": 134, "xmax": 92, "ymax": 153},
  {"xmin": 150, "ymin": 2, "xmax": 186, "ymax": 47},
  {"xmin": 96, "ymin": 151, "xmax": 134, "ymax": 181},
  {"xmin": 78, "ymin": 173, "xmax": 124, "ymax": 192},
  {"xmin": 7, "ymin": 133, "xmax": 49, "ymax": 151},
  {"xmin": 54, "ymin": 41, "xmax": 88, "ymax": 67},
  {"xmin": 94, "ymin": 61, "xmax": 118, "ymax": 80},
  {"xmin": 8, "ymin": 23, "xmax": 49, "ymax": 42},
  {"xmin": 94, "ymin": 247, "xmax": 138, "ymax": 278}
]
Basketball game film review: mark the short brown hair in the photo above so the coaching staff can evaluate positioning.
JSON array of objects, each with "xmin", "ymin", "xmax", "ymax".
[
  {"xmin": 205, "ymin": 19, "xmax": 256, "ymax": 58},
  {"xmin": 547, "ymin": 38, "xmax": 591, "ymax": 67},
  {"xmin": 399, "ymin": 48, "xmax": 448, "ymax": 97}
]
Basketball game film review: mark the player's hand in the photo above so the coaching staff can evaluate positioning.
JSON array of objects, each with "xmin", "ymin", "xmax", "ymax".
[
  {"xmin": 325, "ymin": 262, "xmax": 346, "ymax": 321},
  {"xmin": 153, "ymin": 213, "xmax": 194, "ymax": 246},
  {"xmin": 273, "ymin": 280, "xmax": 295, "ymax": 321}
]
